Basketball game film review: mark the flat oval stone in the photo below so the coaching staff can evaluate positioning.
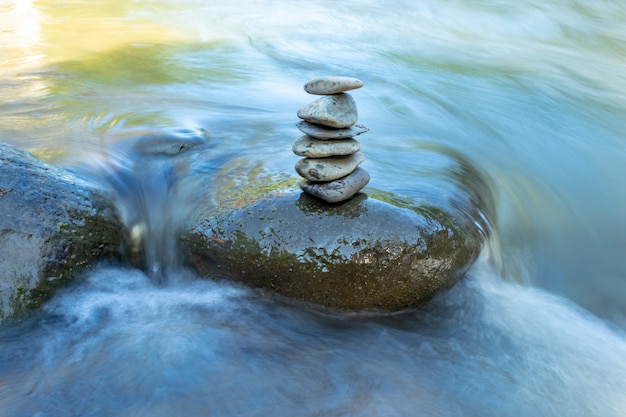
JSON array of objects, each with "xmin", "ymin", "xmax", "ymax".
[
  {"xmin": 300, "ymin": 167, "xmax": 370, "ymax": 203},
  {"xmin": 304, "ymin": 76, "xmax": 364, "ymax": 95},
  {"xmin": 297, "ymin": 93, "xmax": 358, "ymax": 129},
  {"xmin": 295, "ymin": 152, "xmax": 365, "ymax": 182},
  {"xmin": 292, "ymin": 135, "xmax": 361, "ymax": 158},
  {"xmin": 296, "ymin": 121, "xmax": 369, "ymax": 140}
]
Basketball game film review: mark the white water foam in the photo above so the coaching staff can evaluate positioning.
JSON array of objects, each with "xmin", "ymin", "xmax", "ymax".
[{"xmin": 1, "ymin": 264, "xmax": 625, "ymax": 417}]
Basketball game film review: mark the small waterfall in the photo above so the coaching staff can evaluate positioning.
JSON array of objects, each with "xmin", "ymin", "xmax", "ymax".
[
  {"xmin": 73, "ymin": 131, "xmax": 212, "ymax": 284},
  {"xmin": 117, "ymin": 154, "xmax": 185, "ymax": 281}
]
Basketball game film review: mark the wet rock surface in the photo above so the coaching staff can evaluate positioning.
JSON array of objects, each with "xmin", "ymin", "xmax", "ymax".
[
  {"xmin": 0, "ymin": 143, "xmax": 126, "ymax": 321},
  {"xmin": 0, "ymin": 134, "xmax": 493, "ymax": 316},
  {"xmin": 182, "ymin": 180, "xmax": 488, "ymax": 311}
]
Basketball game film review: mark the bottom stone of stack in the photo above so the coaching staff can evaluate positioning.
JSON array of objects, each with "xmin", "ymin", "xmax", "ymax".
[{"xmin": 300, "ymin": 167, "xmax": 370, "ymax": 204}]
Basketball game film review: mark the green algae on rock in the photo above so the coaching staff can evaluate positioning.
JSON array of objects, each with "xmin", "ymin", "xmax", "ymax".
[{"xmin": 0, "ymin": 143, "xmax": 126, "ymax": 321}]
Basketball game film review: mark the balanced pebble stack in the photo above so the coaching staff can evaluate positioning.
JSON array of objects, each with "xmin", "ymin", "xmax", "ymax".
[{"xmin": 293, "ymin": 76, "xmax": 370, "ymax": 204}]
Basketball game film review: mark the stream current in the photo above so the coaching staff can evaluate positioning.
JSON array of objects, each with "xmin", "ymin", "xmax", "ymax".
[{"xmin": 2, "ymin": 1, "xmax": 626, "ymax": 416}]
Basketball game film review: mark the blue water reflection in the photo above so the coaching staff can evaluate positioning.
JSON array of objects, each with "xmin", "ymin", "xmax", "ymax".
[{"xmin": 2, "ymin": 0, "xmax": 626, "ymax": 415}]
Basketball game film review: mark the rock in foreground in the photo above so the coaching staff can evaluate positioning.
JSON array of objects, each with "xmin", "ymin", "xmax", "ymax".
[
  {"xmin": 183, "ymin": 190, "xmax": 484, "ymax": 311},
  {"xmin": 0, "ymin": 143, "xmax": 125, "ymax": 321}
]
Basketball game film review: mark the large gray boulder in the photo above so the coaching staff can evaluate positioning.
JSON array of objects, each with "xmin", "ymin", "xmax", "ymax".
[
  {"xmin": 181, "ymin": 147, "xmax": 493, "ymax": 311},
  {"xmin": 183, "ymin": 191, "xmax": 484, "ymax": 311},
  {"xmin": 0, "ymin": 143, "xmax": 126, "ymax": 320}
]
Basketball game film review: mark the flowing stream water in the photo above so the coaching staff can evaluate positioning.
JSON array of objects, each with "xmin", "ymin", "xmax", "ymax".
[{"xmin": 2, "ymin": 1, "xmax": 626, "ymax": 416}]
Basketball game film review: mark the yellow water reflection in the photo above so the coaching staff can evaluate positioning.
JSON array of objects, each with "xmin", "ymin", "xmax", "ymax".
[
  {"xmin": 1, "ymin": 0, "xmax": 184, "ymax": 70},
  {"xmin": 0, "ymin": 0, "xmax": 196, "ymax": 156}
]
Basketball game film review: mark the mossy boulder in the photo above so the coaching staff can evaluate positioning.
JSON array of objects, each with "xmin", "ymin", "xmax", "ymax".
[
  {"xmin": 182, "ymin": 156, "xmax": 491, "ymax": 311},
  {"xmin": 0, "ymin": 143, "xmax": 126, "ymax": 321},
  {"xmin": 179, "ymin": 139, "xmax": 495, "ymax": 312},
  {"xmin": 184, "ymin": 192, "xmax": 482, "ymax": 311}
]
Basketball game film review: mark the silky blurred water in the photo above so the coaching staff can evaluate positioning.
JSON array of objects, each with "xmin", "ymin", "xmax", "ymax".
[{"xmin": 1, "ymin": 0, "xmax": 626, "ymax": 416}]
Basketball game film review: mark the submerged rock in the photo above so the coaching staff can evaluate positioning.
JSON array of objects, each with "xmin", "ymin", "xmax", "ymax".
[
  {"xmin": 130, "ymin": 133, "xmax": 208, "ymax": 156},
  {"xmin": 0, "ymin": 143, "xmax": 126, "ymax": 321}
]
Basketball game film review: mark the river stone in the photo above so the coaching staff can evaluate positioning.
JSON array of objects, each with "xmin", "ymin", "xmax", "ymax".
[
  {"xmin": 0, "ymin": 143, "xmax": 126, "ymax": 321},
  {"xmin": 297, "ymin": 93, "xmax": 358, "ymax": 129},
  {"xmin": 295, "ymin": 152, "xmax": 365, "ymax": 182},
  {"xmin": 182, "ymin": 190, "xmax": 484, "ymax": 312},
  {"xmin": 130, "ymin": 132, "xmax": 208, "ymax": 156},
  {"xmin": 304, "ymin": 76, "xmax": 364, "ymax": 95},
  {"xmin": 293, "ymin": 135, "xmax": 361, "ymax": 158},
  {"xmin": 180, "ymin": 142, "xmax": 494, "ymax": 312},
  {"xmin": 300, "ymin": 167, "xmax": 370, "ymax": 203},
  {"xmin": 296, "ymin": 121, "xmax": 369, "ymax": 140}
]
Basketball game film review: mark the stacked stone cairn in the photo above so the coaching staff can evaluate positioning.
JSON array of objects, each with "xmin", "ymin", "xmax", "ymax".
[{"xmin": 293, "ymin": 76, "xmax": 370, "ymax": 203}]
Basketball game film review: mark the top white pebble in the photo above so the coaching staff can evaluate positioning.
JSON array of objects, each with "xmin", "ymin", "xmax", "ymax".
[{"xmin": 304, "ymin": 76, "xmax": 364, "ymax": 95}]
